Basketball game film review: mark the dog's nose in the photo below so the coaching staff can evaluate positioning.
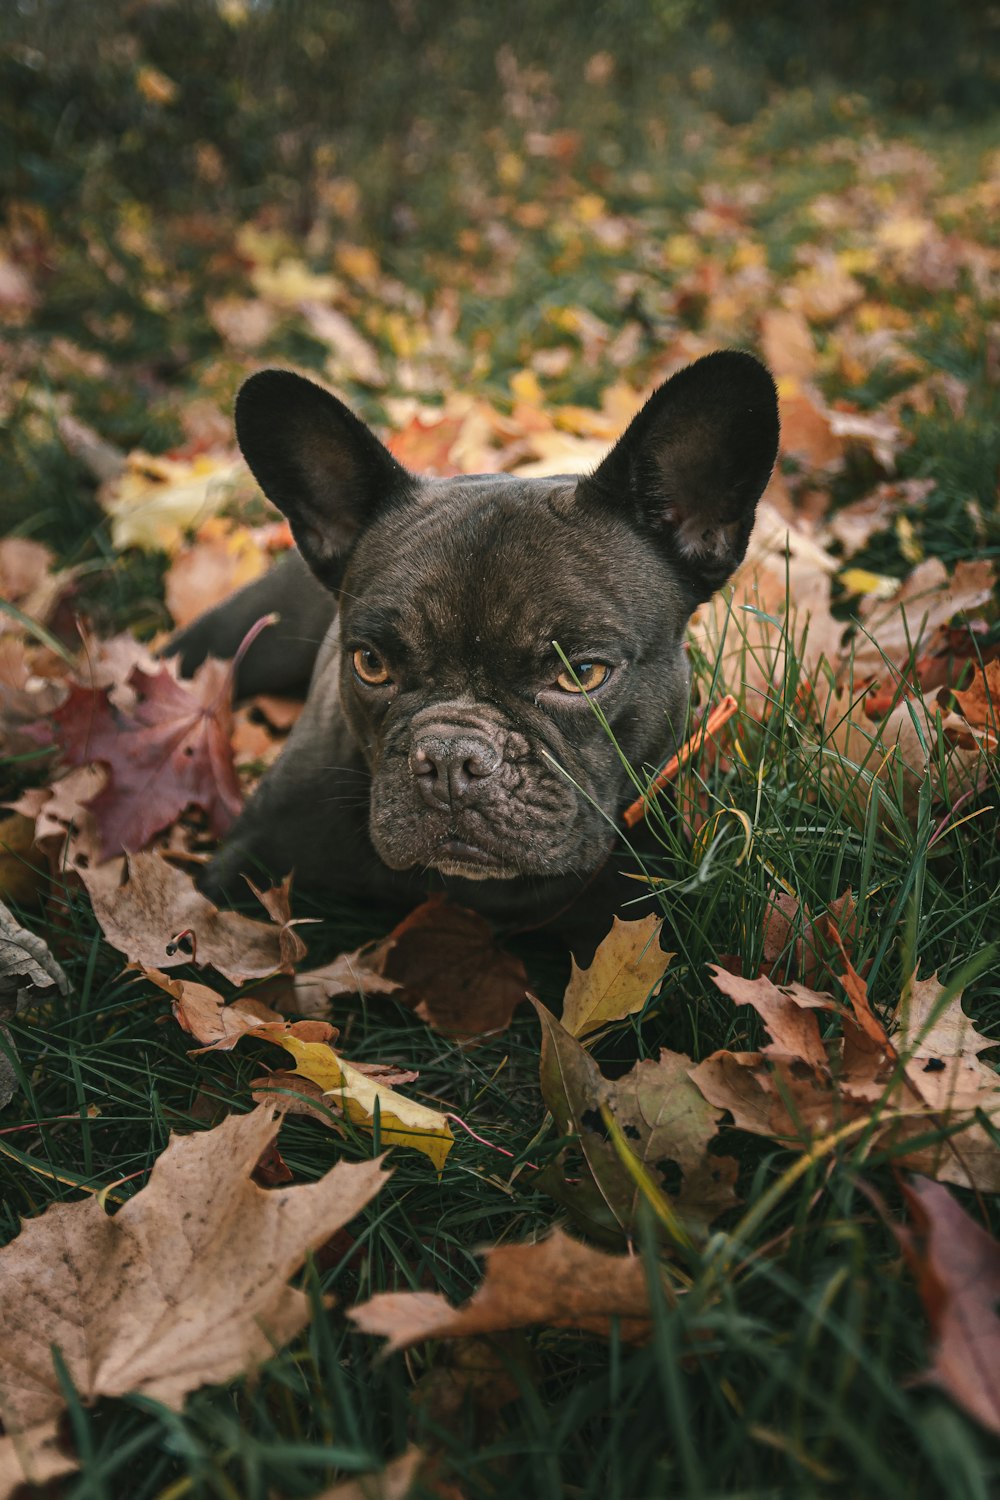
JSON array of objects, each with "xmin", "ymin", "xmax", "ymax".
[{"xmin": 410, "ymin": 733, "xmax": 501, "ymax": 807}]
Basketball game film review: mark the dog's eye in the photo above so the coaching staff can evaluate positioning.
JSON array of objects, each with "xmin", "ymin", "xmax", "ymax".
[
  {"xmin": 554, "ymin": 661, "xmax": 611, "ymax": 694},
  {"xmin": 352, "ymin": 647, "xmax": 392, "ymax": 686}
]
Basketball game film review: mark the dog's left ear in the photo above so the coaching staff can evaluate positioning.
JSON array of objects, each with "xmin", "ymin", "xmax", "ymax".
[{"xmin": 577, "ymin": 350, "xmax": 779, "ymax": 604}]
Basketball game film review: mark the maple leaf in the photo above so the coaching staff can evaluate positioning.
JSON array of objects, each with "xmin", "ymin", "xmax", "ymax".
[
  {"xmin": 895, "ymin": 1178, "xmax": 1000, "ymax": 1437},
  {"xmin": 294, "ymin": 895, "xmax": 528, "ymax": 1038},
  {"xmin": 0, "ymin": 1107, "xmax": 388, "ymax": 1433},
  {"xmin": 50, "ymin": 656, "xmax": 242, "ymax": 858},
  {"xmin": 690, "ymin": 965, "xmax": 1000, "ymax": 1190},
  {"xmin": 532, "ymin": 997, "xmax": 739, "ymax": 1243},
  {"xmin": 349, "ymin": 1228, "xmax": 655, "ymax": 1351},
  {"xmin": 81, "ymin": 853, "xmax": 308, "ymax": 983},
  {"xmin": 560, "ymin": 913, "xmax": 672, "ymax": 1040}
]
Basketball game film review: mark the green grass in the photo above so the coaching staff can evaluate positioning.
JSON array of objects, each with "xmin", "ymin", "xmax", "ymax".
[
  {"xmin": 4, "ymin": 608, "xmax": 999, "ymax": 1498},
  {"xmin": 2, "ymin": 7, "xmax": 1000, "ymax": 1497}
]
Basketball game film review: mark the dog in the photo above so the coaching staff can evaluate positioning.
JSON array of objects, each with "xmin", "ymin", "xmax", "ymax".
[{"xmin": 169, "ymin": 350, "xmax": 779, "ymax": 954}]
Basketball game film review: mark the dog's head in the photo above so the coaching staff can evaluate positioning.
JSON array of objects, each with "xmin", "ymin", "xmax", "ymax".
[{"xmin": 234, "ymin": 352, "xmax": 778, "ymax": 884}]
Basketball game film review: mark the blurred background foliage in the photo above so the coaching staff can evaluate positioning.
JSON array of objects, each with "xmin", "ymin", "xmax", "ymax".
[{"xmin": 3, "ymin": 0, "xmax": 998, "ymax": 245}]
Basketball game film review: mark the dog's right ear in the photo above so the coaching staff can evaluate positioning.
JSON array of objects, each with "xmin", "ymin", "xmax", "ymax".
[{"xmin": 235, "ymin": 369, "xmax": 412, "ymax": 590}]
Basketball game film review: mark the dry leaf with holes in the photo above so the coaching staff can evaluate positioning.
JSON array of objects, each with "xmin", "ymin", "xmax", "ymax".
[
  {"xmin": 690, "ymin": 966, "xmax": 1000, "ymax": 1190},
  {"xmin": 532, "ymin": 997, "xmax": 739, "ymax": 1242},
  {"xmin": 0, "ymin": 1107, "xmax": 388, "ymax": 1440},
  {"xmin": 350, "ymin": 1229, "xmax": 655, "ymax": 1350},
  {"xmin": 80, "ymin": 853, "xmax": 307, "ymax": 983}
]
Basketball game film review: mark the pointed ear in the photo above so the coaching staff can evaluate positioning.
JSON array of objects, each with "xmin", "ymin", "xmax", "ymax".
[
  {"xmin": 578, "ymin": 350, "xmax": 779, "ymax": 604},
  {"xmin": 234, "ymin": 369, "xmax": 412, "ymax": 589}
]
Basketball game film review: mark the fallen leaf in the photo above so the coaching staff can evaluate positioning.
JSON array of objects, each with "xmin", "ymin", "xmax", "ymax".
[
  {"xmin": 141, "ymin": 965, "xmax": 285, "ymax": 1050},
  {"xmin": 560, "ymin": 913, "xmax": 671, "ymax": 1039},
  {"xmin": 257, "ymin": 1025, "xmax": 454, "ymax": 1173},
  {"xmin": 759, "ymin": 307, "xmax": 817, "ymax": 381},
  {"xmin": 349, "ymin": 1228, "xmax": 655, "ymax": 1350},
  {"xmin": 0, "ymin": 897, "xmax": 69, "ymax": 1109},
  {"xmin": 0, "ymin": 1106, "xmax": 389, "ymax": 1432},
  {"xmin": 165, "ymin": 518, "xmax": 269, "ymax": 628},
  {"xmin": 952, "ymin": 659, "xmax": 1000, "ymax": 737},
  {"xmin": 50, "ymin": 656, "xmax": 243, "ymax": 857},
  {"xmin": 294, "ymin": 896, "xmax": 528, "ymax": 1038},
  {"xmin": 98, "ymin": 449, "xmax": 245, "ymax": 553},
  {"xmin": 847, "ymin": 559, "xmax": 996, "ymax": 688},
  {"xmin": 251, "ymin": 1070, "xmax": 344, "ymax": 1128},
  {"xmin": 532, "ymin": 997, "xmax": 739, "ymax": 1241},
  {"xmin": 80, "ymin": 852, "xmax": 307, "ymax": 983},
  {"xmin": 895, "ymin": 1178, "xmax": 1000, "ymax": 1436},
  {"xmin": 690, "ymin": 965, "xmax": 1000, "ymax": 1190}
]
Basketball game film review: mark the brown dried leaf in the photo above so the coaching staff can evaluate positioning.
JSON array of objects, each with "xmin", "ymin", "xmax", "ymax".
[
  {"xmin": 294, "ymin": 896, "xmax": 527, "ymax": 1038},
  {"xmin": 560, "ymin": 913, "xmax": 671, "ymax": 1039},
  {"xmin": 848, "ymin": 559, "xmax": 996, "ymax": 687},
  {"xmin": 349, "ymin": 1229, "xmax": 654, "ymax": 1351},
  {"xmin": 80, "ymin": 852, "xmax": 307, "ymax": 983},
  {"xmin": 896, "ymin": 1178, "xmax": 1000, "ymax": 1436},
  {"xmin": 691, "ymin": 966, "xmax": 1000, "ymax": 1189},
  {"xmin": 140, "ymin": 965, "xmax": 285, "ymax": 1050},
  {"xmin": 0, "ymin": 1107, "xmax": 389, "ymax": 1431}
]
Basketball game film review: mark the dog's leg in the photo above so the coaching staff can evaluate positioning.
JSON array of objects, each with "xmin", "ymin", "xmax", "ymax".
[{"xmin": 165, "ymin": 550, "xmax": 336, "ymax": 699}]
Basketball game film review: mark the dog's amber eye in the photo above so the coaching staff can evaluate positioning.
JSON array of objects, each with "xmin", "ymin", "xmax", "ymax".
[
  {"xmin": 352, "ymin": 647, "xmax": 392, "ymax": 686},
  {"xmin": 554, "ymin": 661, "xmax": 610, "ymax": 694}
]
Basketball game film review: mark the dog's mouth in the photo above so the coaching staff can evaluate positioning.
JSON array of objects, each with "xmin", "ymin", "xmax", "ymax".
[{"xmin": 430, "ymin": 835, "xmax": 522, "ymax": 882}]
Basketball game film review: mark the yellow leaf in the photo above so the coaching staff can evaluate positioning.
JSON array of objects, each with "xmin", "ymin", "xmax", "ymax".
[
  {"xmin": 335, "ymin": 244, "xmax": 381, "ymax": 285},
  {"xmin": 136, "ymin": 66, "xmax": 178, "ymax": 106},
  {"xmin": 561, "ymin": 914, "xmax": 672, "ymax": 1040},
  {"xmin": 497, "ymin": 152, "xmax": 525, "ymax": 188},
  {"xmin": 273, "ymin": 1032, "xmax": 454, "ymax": 1173},
  {"xmin": 838, "ymin": 567, "xmax": 901, "ymax": 599},
  {"xmin": 250, "ymin": 258, "xmax": 341, "ymax": 307},
  {"xmin": 663, "ymin": 234, "xmax": 701, "ymax": 270},
  {"xmin": 573, "ymin": 192, "xmax": 607, "ymax": 224},
  {"xmin": 99, "ymin": 452, "xmax": 245, "ymax": 554},
  {"xmin": 877, "ymin": 216, "xmax": 932, "ymax": 254},
  {"xmin": 510, "ymin": 368, "xmax": 544, "ymax": 406},
  {"xmin": 895, "ymin": 514, "xmax": 924, "ymax": 565}
]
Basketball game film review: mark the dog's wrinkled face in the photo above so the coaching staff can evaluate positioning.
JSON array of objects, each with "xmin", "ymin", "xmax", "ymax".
[
  {"xmin": 337, "ymin": 475, "xmax": 692, "ymax": 881},
  {"xmin": 233, "ymin": 351, "xmax": 779, "ymax": 886}
]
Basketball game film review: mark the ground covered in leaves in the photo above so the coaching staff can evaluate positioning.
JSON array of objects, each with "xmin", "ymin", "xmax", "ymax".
[{"xmin": 2, "ymin": 7, "xmax": 1000, "ymax": 1499}]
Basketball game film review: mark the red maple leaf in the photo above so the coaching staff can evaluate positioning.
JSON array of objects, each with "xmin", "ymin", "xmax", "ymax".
[{"xmin": 51, "ymin": 657, "xmax": 243, "ymax": 857}]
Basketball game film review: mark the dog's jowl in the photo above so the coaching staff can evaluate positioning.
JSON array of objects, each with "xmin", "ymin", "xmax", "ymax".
[{"xmin": 170, "ymin": 350, "xmax": 779, "ymax": 953}]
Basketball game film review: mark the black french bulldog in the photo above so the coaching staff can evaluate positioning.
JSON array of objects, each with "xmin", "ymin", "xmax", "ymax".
[{"xmin": 170, "ymin": 351, "xmax": 779, "ymax": 954}]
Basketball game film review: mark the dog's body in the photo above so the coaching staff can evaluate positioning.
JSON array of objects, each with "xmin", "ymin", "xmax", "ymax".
[{"xmin": 171, "ymin": 352, "xmax": 779, "ymax": 953}]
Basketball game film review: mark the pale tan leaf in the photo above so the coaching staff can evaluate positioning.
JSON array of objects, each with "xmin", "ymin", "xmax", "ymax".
[
  {"xmin": 80, "ymin": 852, "xmax": 306, "ymax": 983},
  {"xmin": 0, "ymin": 1107, "xmax": 389, "ymax": 1430}
]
